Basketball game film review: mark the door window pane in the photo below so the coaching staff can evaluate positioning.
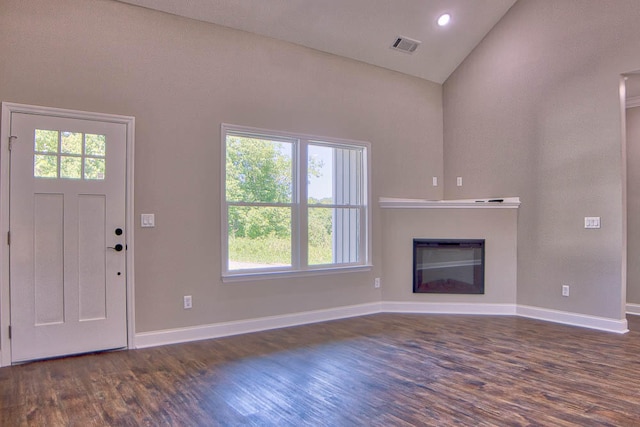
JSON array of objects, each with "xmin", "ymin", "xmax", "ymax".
[
  {"xmin": 34, "ymin": 155, "xmax": 58, "ymax": 178},
  {"xmin": 84, "ymin": 158, "xmax": 105, "ymax": 180},
  {"xmin": 61, "ymin": 132, "xmax": 82, "ymax": 154},
  {"xmin": 85, "ymin": 134, "xmax": 106, "ymax": 156},
  {"xmin": 35, "ymin": 129, "xmax": 58, "ymax": 153},
  {"xmin": 60, "ymin": 156, "xmax": 82, "ymax": 179}
]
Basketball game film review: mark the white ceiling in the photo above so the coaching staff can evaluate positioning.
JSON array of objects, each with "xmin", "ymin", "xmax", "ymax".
[{"xmin": 117, "ymin": 0, "xmax": 517, "ymax": 84}]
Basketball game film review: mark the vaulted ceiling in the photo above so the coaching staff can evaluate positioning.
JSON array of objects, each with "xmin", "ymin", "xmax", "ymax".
[{"xmin": 117, "ymin": 0, "xmax": 517, "ymax": 84}]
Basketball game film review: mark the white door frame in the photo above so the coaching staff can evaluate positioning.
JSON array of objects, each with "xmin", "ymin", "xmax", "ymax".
[{"xmin": 0, "ymin": 102, "xmax": 136, "ymax": 367}]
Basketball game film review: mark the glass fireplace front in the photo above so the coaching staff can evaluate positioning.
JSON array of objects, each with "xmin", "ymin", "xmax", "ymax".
[{"xmin": 413, "ymin": 239, "xmax": 485, "ymax": 294}]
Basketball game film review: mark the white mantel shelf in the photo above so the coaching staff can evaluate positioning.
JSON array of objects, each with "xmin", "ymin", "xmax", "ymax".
[{"xmin": 379, "ymin": 197, "xmax": 521, "ymax": 209}]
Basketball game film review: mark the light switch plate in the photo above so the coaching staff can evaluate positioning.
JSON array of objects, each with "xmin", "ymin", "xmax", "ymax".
[
  {"xmin": 584, "ymin": 216, "xmax": 600, "ymax": 229},
  {"xmin": 141, "ymin": 213, "xmax": 155, "ymax": 228}
]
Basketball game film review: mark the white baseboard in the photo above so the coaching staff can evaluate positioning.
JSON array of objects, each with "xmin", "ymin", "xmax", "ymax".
[
  {"xmin": 517, "ymin": 305, "xmax": 628, "ymax": 334},
  {"xmin": 135, "ymin": 302, "xmax": 381, "ymax": 349},
  {"xmin": 381, "ymin": 301, "xmax": 517, "ymax": 315},
  {"xmin": 626, "ymin": 303, "xmax": 640, "ymax": 316},
  {"xmin": 135, "ymin": 301, "xmax": 628, "ymax": 349}
]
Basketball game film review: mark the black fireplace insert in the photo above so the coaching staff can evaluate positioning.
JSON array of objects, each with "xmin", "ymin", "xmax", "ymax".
[{"xmin": 413, "ymin": 239, "xmax": 485, "ymax": 294}]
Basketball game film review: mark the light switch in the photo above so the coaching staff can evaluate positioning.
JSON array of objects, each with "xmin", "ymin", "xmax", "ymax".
[
  {"xmin": 584, "ymin": 216, "xmax": 600, "ymax": 229},
  {"xmin": 141, "ymin": 213, "xmax": 155, "ymax": 228}
]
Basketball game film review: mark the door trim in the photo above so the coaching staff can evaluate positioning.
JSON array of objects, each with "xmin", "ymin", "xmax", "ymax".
[{"xmin": 0, "ymin": 102, "xmax": 135, "ymax": 367}]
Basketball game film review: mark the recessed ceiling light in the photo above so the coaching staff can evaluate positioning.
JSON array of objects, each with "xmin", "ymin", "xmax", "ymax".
[{"xmin": 437, "ymin": 13, "xmax": 451, "ymax": 27}]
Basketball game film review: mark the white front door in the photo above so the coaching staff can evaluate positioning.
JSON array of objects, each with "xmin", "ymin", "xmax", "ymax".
[{"xmin": 8, "ymin": 111, "xmax": 128, "ymax": 363}]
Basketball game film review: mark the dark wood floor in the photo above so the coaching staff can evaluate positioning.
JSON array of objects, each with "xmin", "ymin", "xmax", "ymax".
[{"xmin": 2, "ymin": 314, "xmax": 640, "ymax": 426}]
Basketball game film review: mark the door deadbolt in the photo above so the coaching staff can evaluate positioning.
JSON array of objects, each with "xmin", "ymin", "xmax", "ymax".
[{"xmin": 115, "ymin": 228, "xmax": 123, "ymax": 236}]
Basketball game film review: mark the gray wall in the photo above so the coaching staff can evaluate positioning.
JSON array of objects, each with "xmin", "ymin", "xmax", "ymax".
[
  {"xmin": 443, "ymin": 0, "xmax": 640, "ymax": 319},
  {"xmin": 0, "ymin": 0, "xmax": 443, "ymax": 333}
]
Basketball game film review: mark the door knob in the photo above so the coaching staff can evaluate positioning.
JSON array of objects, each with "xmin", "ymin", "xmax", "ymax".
[{"xmin": 108, "ymin": 244, "xmax": 124, "ymax": 252}]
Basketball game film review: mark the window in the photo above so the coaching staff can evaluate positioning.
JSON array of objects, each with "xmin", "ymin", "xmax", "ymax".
[
  {"xmin": 34, "ymin": 129, "xmax": 106, "ymax": 180},
  {"xmin": 222, "ymin": 124, "xmax": 370, "ymax": 278}
]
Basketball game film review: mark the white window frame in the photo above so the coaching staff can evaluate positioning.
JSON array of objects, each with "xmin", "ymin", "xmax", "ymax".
[{"xmin": 221, "ymin": 123, "xmax": 371, "ymax": 281}]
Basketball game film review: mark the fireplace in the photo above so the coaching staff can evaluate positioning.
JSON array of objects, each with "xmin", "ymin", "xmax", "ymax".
[{"xmin": 413, "ymin": 239, "xmax": 485, "ymax": 294}]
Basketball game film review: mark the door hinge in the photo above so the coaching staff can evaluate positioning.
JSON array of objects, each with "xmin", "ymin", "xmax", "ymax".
[
  {"xmin": 6, "ymin": 231, "xmax": 9, "ymax": 246},
  {"xmin": 8, "ymin": 135, "xmax": 17, "ymax": 151},
  {"xmin": 8, "ymin": 325, "xmax": 11, "ymax": 339}
]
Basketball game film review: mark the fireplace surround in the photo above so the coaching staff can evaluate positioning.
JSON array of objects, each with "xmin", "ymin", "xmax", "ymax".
[
  {"xmin": 380, "ymin": 197, "xmax": 518, "ymax": 319},
  {"xmin": 413, "ymin": 239, "xmax": 485, "ymax": 294}
]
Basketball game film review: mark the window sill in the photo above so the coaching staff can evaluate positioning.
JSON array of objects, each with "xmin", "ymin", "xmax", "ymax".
[{"xmin": 222, "ymin": 264, "xmax": 373, "ymax": 283}]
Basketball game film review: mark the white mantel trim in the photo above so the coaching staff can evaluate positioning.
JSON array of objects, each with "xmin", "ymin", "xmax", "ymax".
[{"xmin": 379, "ymin": 196, "xmax": 521, "ymax": 209}]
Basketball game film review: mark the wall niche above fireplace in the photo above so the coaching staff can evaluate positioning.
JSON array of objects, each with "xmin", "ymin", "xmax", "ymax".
[{"xmin": 413, "ymin": 239, "xmax": 485, "ymax": 294}]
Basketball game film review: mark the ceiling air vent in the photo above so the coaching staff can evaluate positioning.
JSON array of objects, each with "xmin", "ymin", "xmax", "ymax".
[{"xmin": 390, "ymin": 36, "xmax": 421, "ymax": 54}]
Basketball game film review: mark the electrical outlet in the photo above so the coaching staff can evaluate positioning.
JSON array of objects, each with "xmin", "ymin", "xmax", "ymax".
[
  {"xmin": 183, "ymin": 295, "xmax": 193, "ymax": 309},
  {"xmin": 456, "ymin": 177, "xmax": 463, "ymax": 187},
  {"xmin": 562, "ymin": 285, "xmax": 570, "ymax": 297},
  {"xmin": 432, "ymin": 177, "xmax": 438, "ymax": 186},
  {"xmin": 374, "ymin": 278, "xmax": 381, "ymax": 289}
]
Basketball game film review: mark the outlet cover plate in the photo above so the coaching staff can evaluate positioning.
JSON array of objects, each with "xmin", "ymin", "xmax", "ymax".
[
  {"xmin": 584, "ymin": 217, "xmax": 600, "ymax": 229},
  {"xmin": 183, "ymin": 295, "xmax": 192, "ymax": 309},
  {"xmin": 141, "ymin": 213, "xmax": 155, "ymax": 228}
]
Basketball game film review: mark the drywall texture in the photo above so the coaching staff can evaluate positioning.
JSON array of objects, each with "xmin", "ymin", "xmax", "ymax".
[
  {"xmin": 381, "ymin": 208, "xmax": 517, "ymax": 304},
  {"xmin": 443, "ymin": 0, "xmax": 640, "ymax": 320},
  {"xmin": 0, "ymin": 0, "xmax": 443, "ymax": 333},
  {"xmin": 627, "ymin": 106, "xmax": 640, "ymax": 304}
]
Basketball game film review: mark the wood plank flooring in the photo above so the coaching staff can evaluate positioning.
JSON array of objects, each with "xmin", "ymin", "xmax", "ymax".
[{"xmin": 2, "ymin": 313, "xmax": 640, "ymax": 426}]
